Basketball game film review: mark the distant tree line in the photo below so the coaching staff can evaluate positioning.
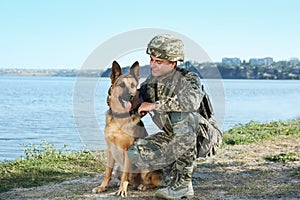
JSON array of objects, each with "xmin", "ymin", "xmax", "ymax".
[
  {"xmin": 101, "ymin": 61, "xmax": 300, "ymax": 80},
  {"xmin": 2, "ymin": 60, "xmax": 299, "ymax": 79}
]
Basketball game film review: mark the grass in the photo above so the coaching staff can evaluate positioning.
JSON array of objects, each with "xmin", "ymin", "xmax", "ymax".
[
  {"xmin": 0, "ymin": 141, "xmax": 105, "ymax": 193},
  {"xmin": 222, "ymin": 119, "xmax": 300, "ymax": 145},
  {"xmin": 196, "ymin": 120, "xmax": 300, "ymax": 199},
  {"xmin": 266, "ymin": 152, "xmax": 300, "ymax": 163},
  {"xmin": 1, "ymin": 119, "xmax": 299, "ymax": 194}
]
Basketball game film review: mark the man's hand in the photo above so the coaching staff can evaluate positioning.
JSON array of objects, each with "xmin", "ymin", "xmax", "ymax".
[{"xmin": 138, "ymin": 102, "xmax": 156, "ymax": 116}]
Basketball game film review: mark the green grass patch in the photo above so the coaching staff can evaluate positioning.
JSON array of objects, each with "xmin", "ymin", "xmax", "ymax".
[
  {"xmin": 0, "ymin": 141, "xmax": 105, "ymax": 193},
  {"xmin": 265, "ymin": 152, "xmax": 300, "ymax": 163},
  {"xmin": 1, "ymin": 120, "xmax": 300, "ymax": 194},
  {"xmin": 222, "ymin": 120, "xmax": 300, "ymax": 145}
]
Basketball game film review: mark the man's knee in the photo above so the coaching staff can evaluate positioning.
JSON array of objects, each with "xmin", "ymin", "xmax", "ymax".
[
  {"xmin": 128, "ymin": 139, "xmax": 152, "ymax": 169},
  {"xmin": 128, "ymin": 137, "xmax": 164, "ymax": 169}
]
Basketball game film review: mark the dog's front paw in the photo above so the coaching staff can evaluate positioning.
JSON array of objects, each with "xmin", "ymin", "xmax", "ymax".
[
  {"xmin": 92, "ymin": 185, "xmax": 107, "ymax": 194},
  {"xmin": 116, "ymin": 181, "xmax": 129, "ymax": 197}
]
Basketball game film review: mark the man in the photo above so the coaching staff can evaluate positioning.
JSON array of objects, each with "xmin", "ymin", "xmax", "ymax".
[{"xmin": 128, "ymin": 34, "xmax": 203, "ymax": 199}]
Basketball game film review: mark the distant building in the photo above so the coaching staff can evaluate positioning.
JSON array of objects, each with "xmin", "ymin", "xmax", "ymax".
[
  {"xmin": 288, "ymin": 57, "xmax": 300, "ymax": 66},
  {"xmin": 222, "ymin": 57, "xmax": 241, "ymax": 66},
  {"xmin": 249, "ymin": 57, "xmax": 273, "ymax": 66}
]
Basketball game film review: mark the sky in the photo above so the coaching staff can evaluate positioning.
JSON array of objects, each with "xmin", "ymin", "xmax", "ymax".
[{"xmin": 0, "ymin": 0, "xmax": 299, "ymax": 69}]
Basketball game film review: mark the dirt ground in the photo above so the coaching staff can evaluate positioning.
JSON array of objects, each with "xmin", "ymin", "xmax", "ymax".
[{"xmin": 1, "ymin": 134, "xmax": 299, "ymax": 200}]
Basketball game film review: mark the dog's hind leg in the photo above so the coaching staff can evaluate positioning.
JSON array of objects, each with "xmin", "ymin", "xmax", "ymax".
[
  {"xmin": 138, "ymin": 170, "xmax": 164, "ymax": 191},
  {"xmin": 92, "ymin": 150, "xmax": 115, "ymax": 193}
]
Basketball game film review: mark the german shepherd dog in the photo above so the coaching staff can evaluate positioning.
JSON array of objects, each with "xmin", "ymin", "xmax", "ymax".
[{"xmin": 92, "ymin": 61, "xmax": 163, "ymax": 197}]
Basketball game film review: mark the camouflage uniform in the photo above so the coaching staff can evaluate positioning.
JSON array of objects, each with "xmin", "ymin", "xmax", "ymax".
[
  {"xmin": 127, "ymin": 66, "xmax": 202, "ymax": 197},
  {"xmin": 128, "ymin": 34, "xmax": 204, "ymax": 199},
  {"xmin": 132, "ymin": 67, "xmax": 203, "ymax": 169}
]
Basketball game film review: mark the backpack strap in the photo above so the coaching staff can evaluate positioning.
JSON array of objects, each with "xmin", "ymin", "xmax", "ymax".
[{"xmin": 199, "ymin": 85, "xmax": 214, "ymax": 120}]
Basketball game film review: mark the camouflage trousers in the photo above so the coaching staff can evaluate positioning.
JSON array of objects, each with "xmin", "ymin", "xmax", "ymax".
[{"xmin": 128, "ymin": 113, "xmax": 199, "ymax": 172}]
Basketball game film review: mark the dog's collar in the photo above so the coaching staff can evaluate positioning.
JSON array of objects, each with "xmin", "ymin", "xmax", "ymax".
[{"xmin": 108, "ymin": 106, "xmax": 139, "ymax": 119}]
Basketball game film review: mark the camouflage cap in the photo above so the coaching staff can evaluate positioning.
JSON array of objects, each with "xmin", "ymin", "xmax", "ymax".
[{"xmin": 146, "ymin": 34, "xmax": 184, "ymax": 61}]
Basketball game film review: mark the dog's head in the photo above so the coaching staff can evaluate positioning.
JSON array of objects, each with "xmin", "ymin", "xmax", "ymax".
[{"xmin": 109, "ymin": 61, "xmax": 140, "ymax": 112}]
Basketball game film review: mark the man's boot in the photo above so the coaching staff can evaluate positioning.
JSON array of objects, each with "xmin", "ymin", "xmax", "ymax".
[{"xmin": 155, "ymin": 164, "xmax": 194, "ymax": 199}]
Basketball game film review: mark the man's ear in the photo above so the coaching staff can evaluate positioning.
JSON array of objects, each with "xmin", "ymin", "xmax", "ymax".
[
  {"xmin": 130, "ymin": 61, "xmax": 140, "ymax": 81},
  {"xmin": 171, "ymin": 61, "xmax": 177, "ymax": 69},
  {"xmin": 110, "ymin": 61, "xmax": 122, "ymax": 84}
]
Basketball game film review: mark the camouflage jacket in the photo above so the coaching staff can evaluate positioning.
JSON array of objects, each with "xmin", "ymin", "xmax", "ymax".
[{"xmin": 139, "ymin": 67, "xmax": 203, "ymax": 133}]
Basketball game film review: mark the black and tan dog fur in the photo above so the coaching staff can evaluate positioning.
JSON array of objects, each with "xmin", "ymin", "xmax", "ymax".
[{"xmin": 92, "ymin": 61, "xmax": 163, "ymax": 197}]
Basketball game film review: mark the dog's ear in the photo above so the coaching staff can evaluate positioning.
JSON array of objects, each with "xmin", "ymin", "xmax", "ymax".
[
  {"xmin": 110, "ymin": 61, "xmax": 122, "ymax": 84},
  {"xmin": 130, "ymin": 61, "xmax": 140, "ymax": 81}
]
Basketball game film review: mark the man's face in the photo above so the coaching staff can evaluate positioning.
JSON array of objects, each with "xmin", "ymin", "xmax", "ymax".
[{"xmin": 149, "ymin": 56, "xmax": 176, "ymax": 77}]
